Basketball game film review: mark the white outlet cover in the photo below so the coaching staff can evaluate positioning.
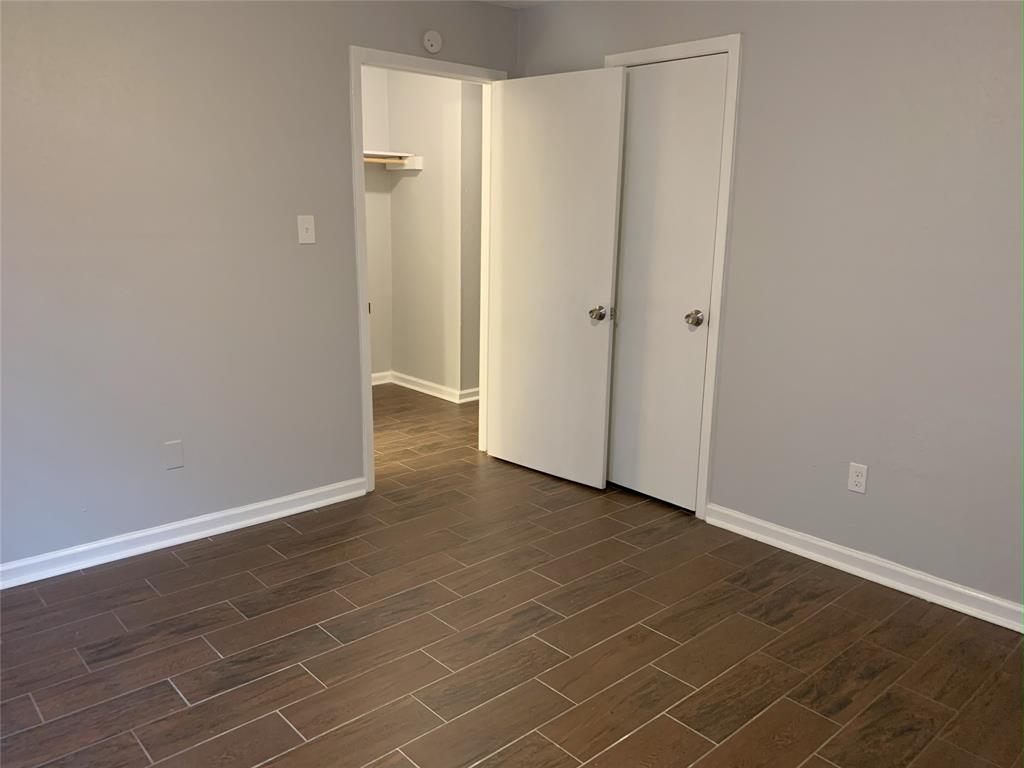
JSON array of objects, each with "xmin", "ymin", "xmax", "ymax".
[
  {"xmin": 164, "ymin": 440, "xmax": 184, "ymax": 470},
  {"xmin": 423, "ymin": 30, "xmax": 443, "ymax": 54},
  {"xmin": 848, "ymin": 462, "xmax": 867, "ymax": 494}
]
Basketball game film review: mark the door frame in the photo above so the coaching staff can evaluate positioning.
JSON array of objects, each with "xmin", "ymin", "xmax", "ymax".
[
  {"xmin": 348, "ymin": 46, "xmax": 505, "ymax": 492},
  {"xmin": 605, "ymin": 34, "xmax": 742, "ymax": 520}
]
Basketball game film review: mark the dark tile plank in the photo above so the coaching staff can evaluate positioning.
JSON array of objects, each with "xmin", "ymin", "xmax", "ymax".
[
  {"xmin": 426, "ymin": 602, "xmax": 562, "ymax": 671},
  {"xmin": 537, "ymin": 562, "xmax": 648, "ymax": 616},
  {"xmin": 644, "ymin": 582, "xmax": 756, "ymax": 644},
  {"xmin": 1, "ymin": 581, "xmax": 156, "ymax": 642},
  {"xmin": 35, "ymin": 553, "xmax": 182, "ymax": 604},
  {"xmin": 942, "ymin": 647, "xmax": 1022, "ymax": 767},
  {"xmin": 654, "ymin": 613, "xmax": 780, "ymax": 687},
  {"xmin": 148, "ymin": 546, "xmax": 283, "ymax": 594},
  {"xmin": 321, "ymin": 582, "xmax": 457, "ymax": 642},
  {"xmin": 709, "ymin": 536, "xmax": 778, "ymax": 566},
  {"xmin": 157, "ymin": 712, "xmax": 301, "ymax": 768},
  {"xmin": 586, "ymin": 715, "xmax": 713, "ymax": 768},
  {"xmin": 911, "ymin": 740, "xmax": 1002, "ymax": 768},
  {"xmin": 533, "ymin": 518, "xmax": 630, "ymax": 558},
  {"xmin": 170, "ymin": 626, "xmax": 337, "ymax": 703},
  {"xmin": 404, "ymin": 681, "xmax": 572, "ymax": 768},
  {"xmin": 282, "ymin": 651, "xmax": 448, "ymax": 738},
  {"xmin": 624, "ymin": 525, "xmax": 737, "ymax": 576},
  {"xmin": 306, "ymin": 614, "xmax": 453, "ymax": 685},
  {"xmin": 472, "ymin": 732, "xmax": 577, "ymax": 768},
  {"xmin": 230, "ymin": 563, "xmax": 364, "ymax": 618},
  {"xmin": 609, "ymin": 499, "xmax": 680, "ymax": 527},
  {"xmin": 724, "ymin": 550, "xmax": 817, "ymax": 595},
  {"xmin": 533, "ymin": 539, "xmax": 638, "ymax": 585},
  {"xmin": 633, "ymin": 554, "xmax": 739, "ymax": 606},
  {"xmin": 540, "ymin": 625, "xmax": 676, "ymax": 702},
  {"xmin": 0, "ymin": 682, "xmax": 184, "ymax": 768},
  {"xmin": 670, "ymin": 653, "xmax": 805, "ymax": 742},
  {"xmin": 206, "ymin": 591, "xmax": 353, "ymax": 656},
  {"xmin": 352, "ymin": 530, "xmax": 466, "ymax": 576},
  {"xmin": 433, "ymin": 572, "xmax": 556, "ymax": 630},
  {"xmin": 1, "ymin": 696, "xmax": 40, "ymax": 736},
  {"xmin": 899, "ymin": 619, "xmax": 1013, "ymax": 708},
  {"xmin": 264, "ymin": 697, "xmax": 441, "ymax": 768},
  {"xmin": 79, "ymin": 602, "xmax": 243, "ymax": 669},
  {"xmin": 538, "ymin": 590, "xmax": 662, "ymax": 655},
  {"xmin": 821, "ymin": 687, "xmax": 955, "ymax": 768},
  {"xmin": 38, "ymin": 733, "xmax": 149, "ymax": 768},
  {"xmin": 364, "ymin": 753, "xmax": 417, "ymax": 768},
  {"xmin": 438, "ymin": 547, "xmax": 551, "ymax": 596},
  {"xmin": 446, "ymin": 523, "xmax": 550, "ymax": 566},
  {"xmin": 374, "ymin": 490, "xmax": 473, "ymax": 524},
  {"xmin": 173, "ymin": 521, "xmax": 303, "ymax": 565},
  {"xmin": 789, "ymin": 639, "xmax": 912, "ymax": 724},
  {"xmin": 836, "ymin": 581, "xmax": 911, "ymax": 621},
  {"xmin": 763, "ymin": 604, "xmax": 875, "ymax": 673},
  {"xmin": 287, "ymin": 494, "xmax": 396, "ymax": 534},
  {"xmin": 540, "ymin": 667, "xmax": 692, "ymax": 761},
  {"xmin": 341, "ymin": 552, "xmax": 463, "ymax": 605},
  {"xmin": 1, "ymin": 612, "xmax": 125, "ymax": 669},
  {"xmin": 115, "ymin": 572, "xmax": 262, "ymax": 629},
  {"xmin": 868, "ymin": 598, "xmax": 963, "ymax": 659},
  {"xmin": 136, "ymin": 666, "xmax": 322, "ymax": 761},
  {"xmin": 272, "ymin": 515, "xmax": 386, "ymax": 559},
  {"xmin": 416, "ymin": 637, "xmax": 567, "ymax": 720},
  {"xmin": 615, "ymin": 513, "xmax": 697, "ymax": 549},
  {"xmin": 34, "ymin": 638, "xmax": 218, "ymax": 720},
  {"xmin": 693, "ymin": 698, "xmax": 837, "ymax": 768},
  {"xmin": 251, "ymin": 538, "xmax": 377, "ymax": 586},
  {"xmin": 1, "ymin": 650, "xmax": 87, "ymax": 702},
  {"xmin": 741, "ymin": 567, "xmax": 863, "ymax": 631},
  {"xmin": 362, "ymin": 508, "xmax": 469, "ymax": 548},
  {"xmin": 531, "ymin": 496, "xmax": 624, "ymax": 532}
]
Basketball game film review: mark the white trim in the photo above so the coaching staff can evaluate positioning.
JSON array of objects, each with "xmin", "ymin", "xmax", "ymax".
[
  {"xmin": 373, "ymin": 370, "xmax": 478, "ymax": 404},
  {"xmin": 478, "ymin": 83, "xmax": 492, "ymax": 452},
  {"xmin": 605, "ymin": 34, "xmax": 741, "ymax": 521},
  {"xmin": 705, "ymin": 503, "xmax": 1023, "ymax": 633},
  {"xmin": 0, "ymin": 478, "xmax": 367, "ymax": 588},
  {"xmin": 349, "ymin": 47, "xmax": 505, "ymax": 492}
]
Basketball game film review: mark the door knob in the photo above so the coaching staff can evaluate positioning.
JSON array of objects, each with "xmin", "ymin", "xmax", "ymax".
[
  {"xmin": 589, "ymin": 305, "xmax": 607, "ymax": 321},
  {"xmin": 684, "ymin": 309, "xmax": 705, "ymax": 327}
]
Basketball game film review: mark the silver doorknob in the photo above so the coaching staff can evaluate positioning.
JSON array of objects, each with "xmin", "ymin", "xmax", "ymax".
[
  {"xmin": 589, "ymin": 305, "xmax": 607, "ymax": 321},
  {"xmin": 684, "ymin": 309, "xmax": 705, "ymax": 327}
]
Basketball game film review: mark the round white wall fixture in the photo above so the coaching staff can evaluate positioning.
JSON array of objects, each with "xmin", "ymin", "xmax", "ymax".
[{"xmin": 422, "ymin": 30, "xmax": 443, "ymax": 55}]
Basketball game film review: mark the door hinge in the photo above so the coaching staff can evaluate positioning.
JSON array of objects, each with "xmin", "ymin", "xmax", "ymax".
[{"xmin": 368, "ymin": 302, "xmax": 372, "ymax": 314}]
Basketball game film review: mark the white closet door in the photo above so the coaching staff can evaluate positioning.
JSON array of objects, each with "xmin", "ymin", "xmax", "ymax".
[
  {"xmin": 609, "ymin": 54, "xmax": 728, "ymax": 508},
  {"xmin": 487, "ymin": 68, "xmax": 626, "ymax": 487}
]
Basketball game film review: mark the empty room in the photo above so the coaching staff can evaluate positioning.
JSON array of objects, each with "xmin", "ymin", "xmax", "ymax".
[{"xmin": 1, "ymin": 2, "xmax": 1020, "ymax": 768}]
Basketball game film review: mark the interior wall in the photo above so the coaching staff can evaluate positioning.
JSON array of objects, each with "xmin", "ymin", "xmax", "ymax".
[
  {"xmin": 388, "ymin": 70, "xmax": 464, "ymax": 391},
  {"xmin": 517, "ymin": 0, "xmax": 1023, "ymax": 603},
  {"xmin": 1, "ymin": 1, "xmax": 517, "ymax": 562},
  {"xmin": 362, "ymin": 66, "xmax": 395, "ymax": 375},
  {"xmin": 460, "ymin": 83, "xmax": 483, "ymax": 393}
]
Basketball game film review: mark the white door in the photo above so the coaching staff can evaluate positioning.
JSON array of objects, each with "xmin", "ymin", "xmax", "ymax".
[
  {"xmin": 487, "ymin": 68, "xmax": 626, "ymax": 487},
  {"xmin": 609, "ymin": 54, "xmax": 729, "ymax": 509}
]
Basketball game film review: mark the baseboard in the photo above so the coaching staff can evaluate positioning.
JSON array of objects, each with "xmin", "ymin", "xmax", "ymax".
[
  {"xmin": 373, "ymin": 370, "xmax": 478, "ymax": 404},
  {"xmin": 705, "ymin": 503, "xmax": 1023, "ymax": 632},
  {"xmin": 0, "ymin": 478, "xmax": 367, "ymax": 588}
]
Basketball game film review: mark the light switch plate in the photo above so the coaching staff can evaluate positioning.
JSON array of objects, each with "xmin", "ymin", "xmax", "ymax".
[
  {"xmin": 164, "ymin": 440, "xmax": 184, "ymax": 470},
  {"xmin": 297, "ymin": 215, "xmax": 316, "ymax": 244}
]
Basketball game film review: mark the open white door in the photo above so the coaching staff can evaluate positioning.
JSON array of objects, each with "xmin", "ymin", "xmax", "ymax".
[{"xmin": 486, "ymin": 68, "xmax": 626, "ymax": 488}]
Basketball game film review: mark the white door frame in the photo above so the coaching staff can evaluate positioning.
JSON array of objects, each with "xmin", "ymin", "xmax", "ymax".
[
  {"xmin": 605, "ymin": 34, "xmax": 742, "ymax": 520},
  {"xmin": 348, "ymin": 46, "xmax": 505, "ymax": 492}
]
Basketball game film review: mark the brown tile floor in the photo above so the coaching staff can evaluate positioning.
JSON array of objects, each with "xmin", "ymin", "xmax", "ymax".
[{"xmin": 1, "ymin": 384, "xmax": 1021, "ymax": 768}]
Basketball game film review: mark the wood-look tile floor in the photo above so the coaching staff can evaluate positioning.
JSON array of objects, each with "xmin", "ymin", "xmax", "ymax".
[{"xmin": 2, "ymin": 384, "xmax": 1021, "ymax": 768}]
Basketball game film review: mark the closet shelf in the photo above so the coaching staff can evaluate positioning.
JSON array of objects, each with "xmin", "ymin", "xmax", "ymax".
[{"xmin": 363, "ymin": 150, "xmax": 424, "ymax": 171}]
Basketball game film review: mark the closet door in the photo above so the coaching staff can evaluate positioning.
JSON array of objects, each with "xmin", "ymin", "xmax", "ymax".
[
  {"xmin": 487, "ymin": 68, "xmax": 626, "ymax": 488},
  {"xmin": 609, "ymin": 54, "xmax": 728, "ymax": 509}
]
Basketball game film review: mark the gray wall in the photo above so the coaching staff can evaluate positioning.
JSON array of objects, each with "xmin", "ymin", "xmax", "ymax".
[
  {"xmin": 1, "ymin": 1, "xmax": 516, "ymax": 561},
  {"xmin": 388, "ymin": 70, "xmax": 464, "ymax": 390},
  {"xmin": 518, "ymin": 1, "xmax": 1023, "ymax": 603},
  {"xmin": 460, "ymin": 82, "xmax": 483, "ymax": 392}
]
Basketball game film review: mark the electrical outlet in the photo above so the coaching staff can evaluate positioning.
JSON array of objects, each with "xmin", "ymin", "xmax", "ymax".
[{"xmin": 848, "ymin": 462, "xmax": 867, "ymax": 494}]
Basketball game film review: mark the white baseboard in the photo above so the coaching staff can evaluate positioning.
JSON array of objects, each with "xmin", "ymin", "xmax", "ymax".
[
  {"xmin": 372, "ymin": 370, "xmax": 479, "ymax": 404},
  {"xmin": 0, "ymin": 478, "xmax": 367, "ymax": 588},
  {"xmin": 705, "ymin": 503, "xmax": 1023, "ymax": 633}
]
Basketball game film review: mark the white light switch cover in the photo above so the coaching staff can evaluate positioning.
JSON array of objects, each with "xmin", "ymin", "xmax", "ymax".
[
  {"xmin": 164, "ymin": 440, "xmax": 184, "ymax": 470},
  {"xmin": 297, "ymin": 215, "xmax": 316, "ymax": 244}
]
